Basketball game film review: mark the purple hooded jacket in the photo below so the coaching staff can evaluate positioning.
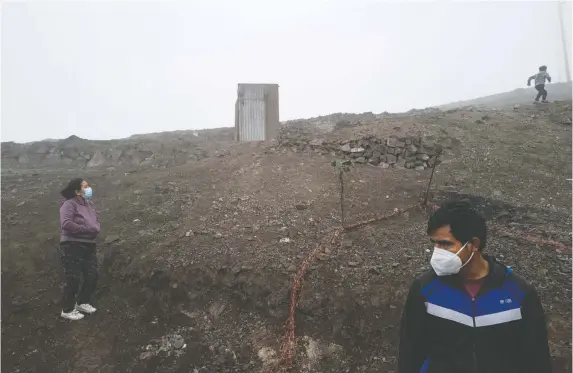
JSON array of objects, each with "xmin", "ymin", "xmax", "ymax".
[{"xmin": 60, "ymin": 198, "xmax": 100, "ymax": 243}]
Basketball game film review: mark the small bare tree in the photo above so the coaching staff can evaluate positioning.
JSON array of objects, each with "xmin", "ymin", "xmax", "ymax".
[
  {"xmin": 331, "ymin": 159, "xmax": 352, "ymax": 225},
  {"xmin": 423, "ymin": 145, "xmax": 444, "ymax": 206}
]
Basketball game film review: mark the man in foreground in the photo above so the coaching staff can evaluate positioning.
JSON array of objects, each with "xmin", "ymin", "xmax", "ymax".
[{"xmin": 398, "ymin": 200, "xmax": 552, "ymax": 373}]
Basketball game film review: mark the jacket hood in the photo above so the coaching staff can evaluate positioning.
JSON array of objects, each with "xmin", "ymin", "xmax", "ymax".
[{"xmin": 484, "ymin": 254, "xmax": 512, "ymax": 280}]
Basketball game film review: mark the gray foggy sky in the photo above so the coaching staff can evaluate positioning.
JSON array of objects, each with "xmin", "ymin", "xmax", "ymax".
[{"xmin": 2, "ymin": 1, "xmax": 572, "ymax": 143}]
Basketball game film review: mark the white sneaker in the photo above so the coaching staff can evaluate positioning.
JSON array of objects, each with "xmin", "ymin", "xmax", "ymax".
[
  {"xmin": 61, "ymin": 309, "xmax": 85, "ymax": 320},
  {"xmin": 75, "ymin": 303, "xmax": 97, "ymax": 314}
]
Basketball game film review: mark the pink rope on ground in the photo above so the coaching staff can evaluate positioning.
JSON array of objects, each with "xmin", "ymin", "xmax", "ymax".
[{"xmin": 491, "ymin": 226, "xmax": 571, "ymax": 252}]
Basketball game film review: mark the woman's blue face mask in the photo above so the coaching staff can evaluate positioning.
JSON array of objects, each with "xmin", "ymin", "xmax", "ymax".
[{"xmin": 83, "ymin": 187, "xmax": 93, "ymax": 200}]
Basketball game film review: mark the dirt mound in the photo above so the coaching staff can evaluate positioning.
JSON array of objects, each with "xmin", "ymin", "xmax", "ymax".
[
  {"xmin": 437, "ymin": 81, "xmax": 573, "ymax": 110},
  {"xmin": 2, "ymin": 101, "xmax": 571, "ymax": 373},
  {"xmin": 1, "ymin": 127, "xmax": 235, "ymax": 171}
]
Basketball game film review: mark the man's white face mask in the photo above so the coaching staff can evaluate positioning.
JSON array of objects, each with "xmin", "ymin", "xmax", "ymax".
[{"xmin": 430, "ymin": 242, "xmax": 474, "ymax": 276}]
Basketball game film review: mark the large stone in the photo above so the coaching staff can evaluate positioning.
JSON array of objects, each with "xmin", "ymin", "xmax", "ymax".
[
  {"xmin": 391, "ymin": 147, "xmax": 402, "ymax": 155},
  {"xmin": 407, "ymin": 145, "xmax": 418, "ymax": 153},
  {"xmin": 340, "ymin": 144, "xmax": 352, "ymax": 152},
  {"xmin": 386, "ymin": 154, "xmax": 397, "ymax": 164},
  {"xmin": 387, "ymin": 138, "xmax": 405, "ymax": 148},
  {"xmin": 375, "ymin": 145, "xmax": 388, "ymax": 154},
  {"xmin": 369, "ymin": 157, "xmax": 381, "ymax": 166},
  {"xmin": 350, "ymin": 147, "xmax": 365, "ymax": 153},
  {"xmin": 395, "ymin": 158, "xmax": 406, "ymax": 168},
  {"xmin": 355, "ymin": 157, "xmax": 366, "ymax": 164},
  {"xmin": 364, "ymin": 149, "xmax": 373, "ymax": 158},
  {"xmin": 140, "ymin": 351, "xmax": 154, "ymax": 360},
  {"xmin": 172, "ymin": 335, "xmax": 185, "ymax": 349},
  {"xmin": 428, "ymin": 156, "xmax": 442, "ymax": 167},
  {"xmin": 416, "ymin": 153, "xmax": 430, "ymax": 161},
  {"xmin": 421, "ymin": 143, "xmax": 436, "ymax": 155},
  {"xmin": 105, "ymin": 235, "xmax": 120, "ymax": 244},
  {"xmin": 309, "ymin": 139, "xmax": 325, "ymax": 146}
]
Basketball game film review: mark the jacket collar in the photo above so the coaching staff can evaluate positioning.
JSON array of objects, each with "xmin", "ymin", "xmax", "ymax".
[
  {"xmin": 440, "ymin": 255, "xmax": 509, "ymax": 290},
  {"xmin": 74, "ymin": 197, "xmax": 87, "ymax": 206}
]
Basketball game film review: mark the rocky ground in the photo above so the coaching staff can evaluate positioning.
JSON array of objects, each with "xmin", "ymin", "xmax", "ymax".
[{"xmin": 1, "ymin": 101, "xmax": 572, "ymax": 373}]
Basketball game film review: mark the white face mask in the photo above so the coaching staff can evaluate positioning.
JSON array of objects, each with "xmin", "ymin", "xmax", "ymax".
[{"xmin": 430, "ymin": 242, "xmax": 474, "ymax": 276}]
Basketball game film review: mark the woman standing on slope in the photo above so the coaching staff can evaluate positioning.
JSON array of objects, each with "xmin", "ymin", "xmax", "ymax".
[{"xmin": 59, "ymin": 178, "xmax": 100, "ymax": 320}]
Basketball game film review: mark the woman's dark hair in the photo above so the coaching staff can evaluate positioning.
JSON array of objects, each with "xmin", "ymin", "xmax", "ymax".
[
  {"xmin": 61, "ymin": 178, "xmax": 84, "ymax": 200},
  {"xmin": 427, "ymin": 199, "xmax": 487, "ymax": 250}
]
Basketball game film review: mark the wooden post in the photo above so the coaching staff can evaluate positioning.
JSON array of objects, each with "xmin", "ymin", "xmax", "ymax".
[{"xmin": 558, "ymin": 1, "xmax": 571, "ymax": 82}]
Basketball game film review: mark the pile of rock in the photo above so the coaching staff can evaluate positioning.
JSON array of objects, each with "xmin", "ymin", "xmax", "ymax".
[
  {"xmin": 279, "ymin": 135, "xmax": 445, "ymax": 170},
  {"xmin": 1, "ymin": 128, "xmax": 235, "ymax": 170},
  {"xmin": 283, "ymin": 112, "xmax": 380, "ymax": 128}
]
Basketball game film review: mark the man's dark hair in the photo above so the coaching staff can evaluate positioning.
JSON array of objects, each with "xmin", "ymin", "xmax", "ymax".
[
  {"xmin": 539, "ymin": 65, "xmax": 547, "ymax": 71},
  {"xmin": 61, "ymin": 178, "xmax": 84, "ymax": 200},
  {"xmin": 427, "ymin": 200, "xmax": 487, "ymax": 250}
]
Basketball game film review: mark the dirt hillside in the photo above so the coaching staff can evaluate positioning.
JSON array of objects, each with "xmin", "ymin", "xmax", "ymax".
[
  {"xmin": 2, "ymin": 101, "xmax": 572, "ymax": 373},
  {"xmin": 437, "ymin": 81, "xmax": 572, "ymax": 110}
]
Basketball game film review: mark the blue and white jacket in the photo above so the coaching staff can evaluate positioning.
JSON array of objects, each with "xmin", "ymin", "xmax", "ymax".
[{"xmin": 398, "ymin": 255, "xmax": 552, "ymax": 373}]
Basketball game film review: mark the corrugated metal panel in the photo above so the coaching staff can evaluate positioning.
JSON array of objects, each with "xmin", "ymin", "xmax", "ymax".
[
  {"xmin": 238, "ymin": 98, "xmax": 266, "ymax": 141},
  {"xmin": 238, "ymin": 84, "xmax": 266, "ymax": 100},
  {"xmin": 236, "ymin": 83, "xmax": 279, "ymax": 142},
  {"xmin": 264, "ymin": 85, "xmax": 279, "ymax": 141},
  {"xmin": 235, "ymin": 99, "xmax": 239, "ymax": 142}
]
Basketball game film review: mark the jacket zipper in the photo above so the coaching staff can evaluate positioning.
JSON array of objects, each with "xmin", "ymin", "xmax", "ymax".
[{"xmin": 471, "ymin": 297, "xmax": 478, "ymax": 373}]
